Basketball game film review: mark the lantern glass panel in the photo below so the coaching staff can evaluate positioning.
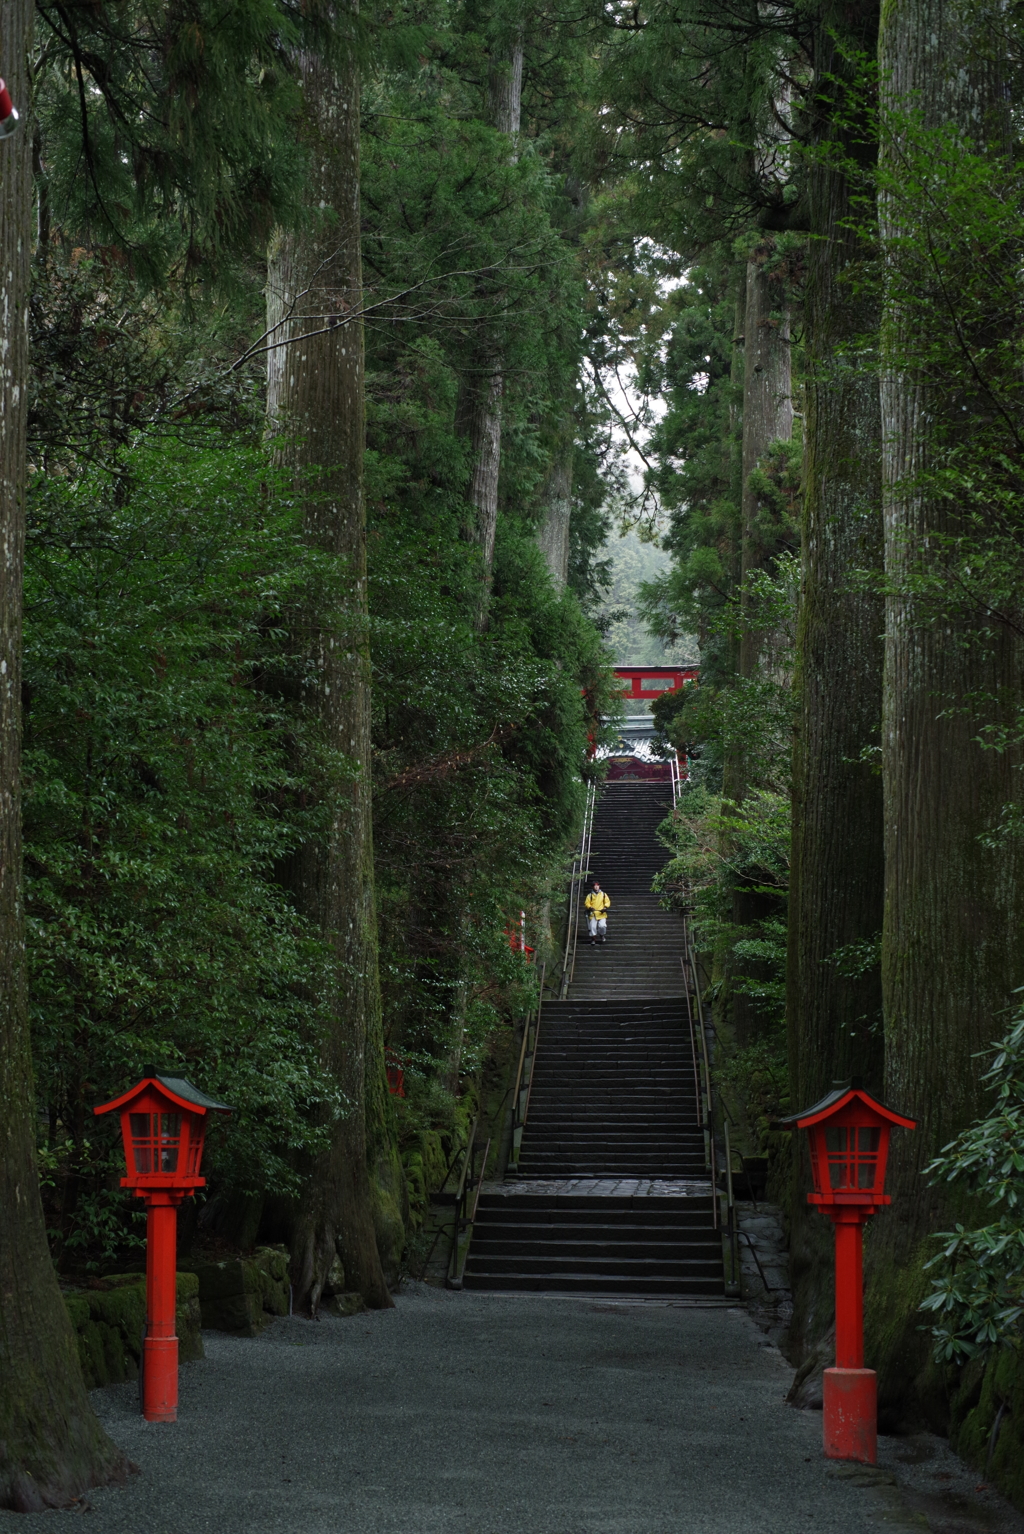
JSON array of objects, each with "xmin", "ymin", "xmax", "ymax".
[
  {"xmin": 159, "ymin": 1114, "xmax": 181, "ymax": 1171},
  {"xmin": 128, "ymin": 1111, "xmax": 181, "ymax": 1174},
  {"xmin": 824, "ymin": 1124, "xmax": 880, "ymax": 1191},
  {"xmin": 185, "ymin": 1121, "xmax": 205, "ymax": 1176},
  {"xmin": 857, "ymin": 1127, "xmax": 880, "ymax": 1187}
]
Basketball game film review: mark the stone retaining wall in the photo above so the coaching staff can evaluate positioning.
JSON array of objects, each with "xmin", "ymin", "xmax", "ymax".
[
  {"xmin": 64, "ymin": 1245, "xmax": 299, "ymax": 1386},
  {"xmin": 949, "ymin": 1343, "xmax": 1024, "ymax": 1512},
  {"xmin": 179, "ymin": 1247, "xmax": 291, "ymax": 1334},
  {"xmin": 64, "ymin": 1272, "xmax": 202, "ymax": 1390}
]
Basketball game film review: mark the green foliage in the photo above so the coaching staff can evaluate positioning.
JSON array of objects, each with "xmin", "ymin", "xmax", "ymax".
[
  {"xmin": 922, "ymin": 1008, "xmax": 1024, "ymax": 1360},
  {"xmin": 29, "ymin": 249, "xmax": 268, "ymax": 472},
  {"xmin": 825, "ymin": 90, "xmax": 1024, "ymax": 804},
  {"xmin": 717, "ymin": 1035, "xmax": 790, "ymax": 1146},
  {"xmin": 654, "ymin": 783, "xmax": 790, "ymax": 1029},
  {"xmin": 638, "ymin": 260, "xmax": 740, "ymax": 670},
  {"xmin": 366, "ymin": 356, "xmax": 616, "ymax": 1091},
  {"xmin": 592, "ymin": 0, "xmax": 805, "ymax": 259},
  {"xmin": 24, "ymin": 431, "xmax": 341, "ymax": 1260},
  {"xmin": 16, "ymin": 0, "xmax": 656, "ymax": 1268},
  {"xmin": 359, "ymin": 22, "xmax": 619, "ymax": 1139},
  {"xmin": 34, "ymin": 0, "xmax": 308, "ymax": 287}
]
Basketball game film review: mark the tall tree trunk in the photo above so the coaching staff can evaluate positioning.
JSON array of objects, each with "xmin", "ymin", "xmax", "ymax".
[
  {"xmin": 718, "ymin": 273, "xmax": 749, "ymax": 815},
  {"xmin": 711, "ymin": 273, "xmax": 748, "ymax": 1027},
  {"xmin": 266, "ymin": 21, "xmax": 398, "ymax": 1313},
  {"xmin": 0, "ymin": 2, "xmax": 127, "ymax": 1507},
  {"xmin": 785, "ymin": 0, "xmax": 885, "ymax": 1385},
  {"xmin": 459, "ymin": 24, "xmax": 524, "ymax": 606},
  {"xmin": 866, "ymin": 0, "xmax": 1024, "ymax": 1419},
  {"xmin": 536, "ymin": 431, "xmax": 572, "ymax": 591},
  {"xmin": 738, "ymin": 246, "xmax": 793, "ymax": 685},
  {"xmin": 466, "ymin": 371, "xmax": 503, "ymax": 580},
  {"xmin": 727, "ymin": 246, "xmax": 793, "ymax": 1045}
]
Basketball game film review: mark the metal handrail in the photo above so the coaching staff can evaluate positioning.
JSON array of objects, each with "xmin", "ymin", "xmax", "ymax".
[
  {"xmin": 468, "ymin": 1138, "xmax": 492, "ymax": 1225},
  {"xmin": 446, "ymin": 1119, "xmax": 496, "ymax": 1288},
  {"xmin": 447, "ymin": 1132, "xmax": 494, "ymax": 1289},
  {"xmin": 560, "ymin": 782, "xmax": 597, "ymax": 998},
  {"xmin": 508, "ymin": 964, "xmax": 545, "ymax": 1173},
  {"xmin": 684, "ymin": 919, "xmax": 718, "ymax": 1231},
  {"xmin": 521, "ymin": 987, "xmax": 543, "ymax": 1134},
  {"xmin": 682, "ymin": 961, "xmax": 702, "ymax": 1130},
  {"xmin": 724, "ymin": 1119, "xmax": 739, "ymax": 1295},
  {"xmin": 446, "ymin": 1118, "xmax": 478, "ymax": 1288},
  {"xmin": 739, "ymin": 1228, "xmax": 778, "ymax": 1294}
]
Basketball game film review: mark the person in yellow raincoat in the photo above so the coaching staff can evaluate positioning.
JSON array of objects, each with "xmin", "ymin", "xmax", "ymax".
[{"xmin": 584, "ymin": 880, "xmax": 610, "ymax": 944}]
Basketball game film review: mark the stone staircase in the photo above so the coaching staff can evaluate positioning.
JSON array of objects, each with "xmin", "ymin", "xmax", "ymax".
[
  {"xmin": 570, "ymin": 782, "xmax": 683, "ymax": 998},
  {"xmin": 462, "ymin": 779, "xmax": 725, "ymax": 1297},
  {"xmin": 514, "ymin": 999, "xmax": 703, "ymax": 1178},
  {"xmin": 463, "ymin": 1193, "xmax": 723, "ymax": 1296}
]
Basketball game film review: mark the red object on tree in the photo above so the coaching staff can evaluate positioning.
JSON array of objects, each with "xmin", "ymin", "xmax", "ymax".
[
  {"xmin": 782, "ymin": 1081, "xmax": 915, "ymax": 1465},
  {"xmin": 0, "ymin": 79, "xmax": 19, "ymax": 137},
  {"xmin": 503, "ymin": 910, "xmax": 535, "ymax": 960},
  {"xmin": 385, "ymin": 1049, "xmax": 406, "ymax": 1098},
  {"xmin": 94, "ymin": 1071, "xmax": 231, "ymax": 1423}
]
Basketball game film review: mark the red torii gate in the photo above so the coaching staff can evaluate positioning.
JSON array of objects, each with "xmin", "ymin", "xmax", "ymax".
[{"xmin": 613, "ymin": 665, "xmax": 699, "ymax": 700}]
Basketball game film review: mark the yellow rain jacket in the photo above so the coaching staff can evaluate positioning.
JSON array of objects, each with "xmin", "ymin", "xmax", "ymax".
[{"xmin": 585, "ymin": 890, "xmax": 611, "ymax": 919}]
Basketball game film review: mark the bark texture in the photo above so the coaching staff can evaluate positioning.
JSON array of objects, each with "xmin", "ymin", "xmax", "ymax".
[
  {"xmin": 536, "ymin": 435, "xmax": 572, "ymax": 591},
  {"xmin": 0, "ymin": 2, "xmax": 128, "ymax": 1506},
  {"xmin": 266, "ymin": 27, "xmax": 398, "ymax": 1313},
  {"xmin": 458, "ymin": 25, "xmax": 524, "ymax": 602},
  {"xmin": 726, "ymin": 250, "xmax": 793, "ymax": 1045},
  {"xmin": 867, "ymin": 0, "xmax": 1024, "ymax": 1417},
  {"xmin": 786, "ymin": 0, "xmax": 885, "ymax": 1378},
  {"xmin": 738, "ymin": 249, "xmax": 793, "ymax": 684}
]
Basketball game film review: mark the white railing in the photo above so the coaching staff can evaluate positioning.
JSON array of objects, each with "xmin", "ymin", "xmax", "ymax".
[
  {"xmin": 559, "ymin": 781, "xmax": 597, "ymax": 998},
  {"xmin": 682, "ymin": 920, "xmax": 718, "ymax": 1231}
]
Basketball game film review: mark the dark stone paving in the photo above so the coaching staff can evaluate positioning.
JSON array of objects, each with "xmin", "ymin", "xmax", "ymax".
[{"xmin": 4, "ymin": 1286, "xmax": 1022, "ymax": 1533}]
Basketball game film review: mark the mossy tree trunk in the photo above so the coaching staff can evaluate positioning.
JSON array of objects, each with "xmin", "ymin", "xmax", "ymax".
[
  {"xmin": 266, "ymin": 17, "xmax": 399, "ymax": 1313},
  {"xmin": 738, "ymin": 246, "xmax": 793, "ymax": 686},
  {"xmin": 867, "ymin": 0, "xmax": 1024, "ymax": 1416},
  {"xmin": 786, "ymin": 0, "xmax": 885, "ymax": 1373},
  {"xmin": 727, "ymin": 246, "xmax": 793, "ymax": 1045},
  {"xmin": 712, "ymin": 274, "xmax": 749, "ymax": 1025},
  {"xmin": 0, "ymin": 1, "xmax": 128, "ymax": 1506},
  {"xmin": 536, "ymin": 429, "xmax": 572, "ymax": 592},
  {"xmin": 457, "ymin": 19, "xmax": 523, "ymax": 612}
]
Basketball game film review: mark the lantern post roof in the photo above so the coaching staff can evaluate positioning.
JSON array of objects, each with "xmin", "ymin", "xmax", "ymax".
[
  {"xmin": 93, "ymin": 1072, "xmax": 233, "ymax": 1119},
  {"xmin": 778, "ymin": 1081, "xmax": 916, "ymax": 1132}
]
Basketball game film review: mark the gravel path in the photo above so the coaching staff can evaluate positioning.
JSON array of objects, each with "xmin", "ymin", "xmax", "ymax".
[{"xmin": 3, "ymin": 1286, "xmax": 1021, "ymax": 1533}]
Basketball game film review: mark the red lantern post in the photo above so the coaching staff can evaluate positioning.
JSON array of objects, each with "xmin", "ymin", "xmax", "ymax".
[
  {"xmin": 782, "ymin": 1081, "xmax": 915, "ymax": 1465},
  {"xmin": 94, "ymin": 1070, "xmax": 231, "ymax": 1423}
]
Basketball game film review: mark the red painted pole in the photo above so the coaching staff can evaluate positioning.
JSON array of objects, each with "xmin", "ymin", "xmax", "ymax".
[
  {"xmin": 823, "ymin": 1209, "xmax": 876, "ymax": 1464},
  {"xmin": 833, "ymin": 1214, "xmax": 864, "ymax": 1368},
  {"xmin": 143, "ymin": 1194, "xmax": 180, "ymax": 1423}
]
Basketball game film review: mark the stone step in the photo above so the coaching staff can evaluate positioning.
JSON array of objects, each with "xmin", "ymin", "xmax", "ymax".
[
  {"xmin": 461, "ymin": 1272, "xmax": 724, "ymax": 1295},
  {"xmin": 464, "ymin": 1254, "xmax": 722, "ymax": 1279}
]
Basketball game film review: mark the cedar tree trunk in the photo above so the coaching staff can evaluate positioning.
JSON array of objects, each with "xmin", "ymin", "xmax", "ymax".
[
  {"xmin": 867, "ymin": 0, "xmax": 1024, "ymax": 1419},
  {"xmin": 738, "ymin": 247, "xmax": 793, "ymax": 685},
  {"xmin": 0, "ymin": 1, "xmax": 128, "ymax": 1507},
  {"xmin": 266, "ymin": 23, "xmax": 398, "ymax": 1313},
  {"xmin": 727, "ymin": 248, "xmax": 793, "ymax": 1045},
  {"xmin": 459, "ymin": 28, "xmax": 524, "ymax": 604},
  {"xmin": 785, "ymin": 0, "xmax": 885, "ymax": 1386},
  {"xmin": 537, "ymin": 432, "xmax": 572, "ymax": 592}
]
